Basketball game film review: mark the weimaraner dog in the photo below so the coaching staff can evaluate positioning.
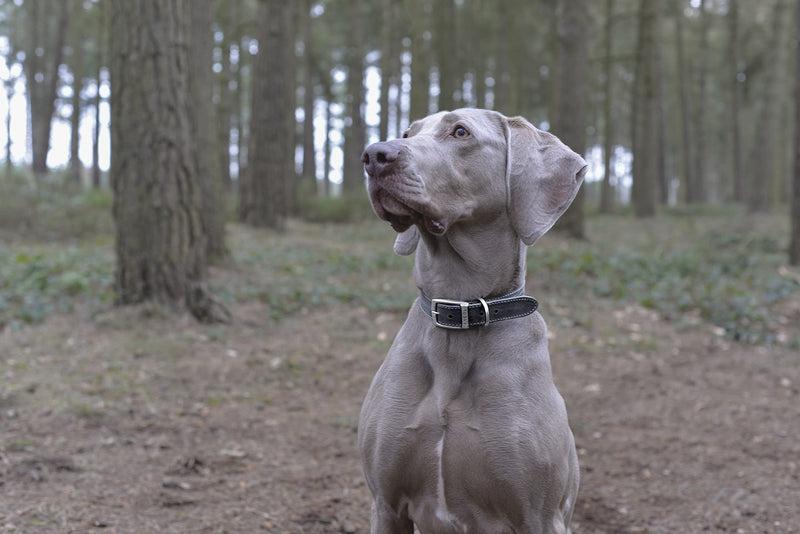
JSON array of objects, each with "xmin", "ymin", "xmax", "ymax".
[{"xmin": 359, "ymin": 108, "xmax": 587, "ymax": 534}]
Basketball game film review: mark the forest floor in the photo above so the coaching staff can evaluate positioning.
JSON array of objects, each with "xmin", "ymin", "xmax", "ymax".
[{"xmin": 1, "ymin": 213, "xmax": 800, "ymax": 533}]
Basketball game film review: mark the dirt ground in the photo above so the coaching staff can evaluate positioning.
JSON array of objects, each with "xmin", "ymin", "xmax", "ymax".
[{"xmin": 1, "ymin": 224, "xmax": 800, "ymax": 533}]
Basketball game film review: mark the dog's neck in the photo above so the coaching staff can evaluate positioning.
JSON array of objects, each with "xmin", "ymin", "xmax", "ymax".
[{"xmin": 413, "ymin": 218, "xmax": 526, "ymax": 301}]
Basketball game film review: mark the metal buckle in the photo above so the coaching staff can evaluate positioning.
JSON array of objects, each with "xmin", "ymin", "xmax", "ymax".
[{"xmin": 430, "ymin": 299, "xmax": 470, "ymax": 329}]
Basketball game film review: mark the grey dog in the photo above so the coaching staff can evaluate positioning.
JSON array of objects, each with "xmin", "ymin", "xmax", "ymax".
[{"xmin": 359, "ymin": 108, "xmax": 587, "ymax": 534}]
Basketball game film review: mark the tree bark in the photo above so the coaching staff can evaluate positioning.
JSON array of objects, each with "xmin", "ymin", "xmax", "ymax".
[
  {"xmin": 434, "ymin": 0, "xmax": 456, "ymax": 111},
  {"xmin": 215, "ymin": 0, "xmax": 233, "ymax": 190},
  {"xmin": 341, "ymin": 0, "xmax": 366, "ymax": 194},
  {"xmin": 239, "ymin": 0, "xmax": 295, "ymax": 228},
  {"xmin": 69, "ymin": 73, "xmax": 82, "ymax": 186},
  {"xmin": 5, "ymin": 78, "xmax": 13, "ymax": 180},
  {"xmin": 110, "ymin": 0, "xmax": 229, "ymax": 322},
  {"xmin": 693, "ymin": 0, "xmax": 710, "ymax": 203},
  {"xmin": 301, "ymin": 0, "xmax": 317, "ymax": 186},
  {"xmin": 600, "ymin": 0, "xmax": 615, "ymax": 214},
  {"xmin": 728, "ymin": 0, "xmax": 744, "ymax": 203},
  {"xmin": 91, "ymin": 1, "xmax": 104, "ymax": 190},
  {"xmin": 25, "ymin": 0, "xmax": 70, "ymax": 176},
  {"xmin": 406, "ymin": 0, "xmax": 429, "ymax": 120},
  {"xmin": 552, "ymin": 0, "xmax": 588, "ymax": 238},
  {"xmin": 790, "ymin": 0, "xmax": 800, "ymax": 265},
  {"xmin": 494, "ymin": 0, "xmax": 510, "ymax": 113},
  {"xmin": 189, "ymin": 0, "xmax": 227, "ymax": 261},
  {"xmin": 379, "ymin": 0, "xmax": 396, "ymax": 140},
  {"xmin": 747, "ymin": 0, "xmax": 785, "ymax": 213},
  {"xmin": 631, "ymin": 0, "xmax": 657, "ymax": 218},
  {"xmin": 673, "ymin": 0, "xmax": 695, "ymax": 204}
]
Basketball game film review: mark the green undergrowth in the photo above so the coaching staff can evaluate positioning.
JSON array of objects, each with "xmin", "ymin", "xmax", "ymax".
[
  {"xmin": 220, "ymin": 223, "xmax": 416, "ymax": 318},
  {"xmin": 531, "ymin": 220, "xmax": 799, "ymax": 346},
  {"xmin": 2, "ymin": 182, "xmax": 797, "ymax": 349},
  {"xmin": 0, "ymin": 244, "xmax": 114, "ymax": 330}
]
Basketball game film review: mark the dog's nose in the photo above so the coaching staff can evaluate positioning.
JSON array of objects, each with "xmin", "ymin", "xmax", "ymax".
[{"xmin": 362, "ymin": 141, "xmax": 401, "ymax": 176}]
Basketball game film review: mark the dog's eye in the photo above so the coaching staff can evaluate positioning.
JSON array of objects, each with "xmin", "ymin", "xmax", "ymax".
[
  {"xmin": 402, "ymin": 131, "xmax": 409, "ymax": 139},
  {"xmin": 452, "ymin": 126, "xmax": 469, "ymax": 138}
]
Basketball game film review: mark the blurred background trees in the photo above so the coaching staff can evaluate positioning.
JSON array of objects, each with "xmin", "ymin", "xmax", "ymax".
[{"xmin": 1, "ymin": 0, "xmax": 800, "ymax": 264}]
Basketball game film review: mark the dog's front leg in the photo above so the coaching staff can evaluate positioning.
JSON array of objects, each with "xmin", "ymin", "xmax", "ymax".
[{"xmin": 370, "ymin": 500, "xmax": 414, "ymax": 534}]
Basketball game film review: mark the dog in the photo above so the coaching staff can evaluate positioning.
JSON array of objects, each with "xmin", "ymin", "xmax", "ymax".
[{"xmin": 358, "ymin": 108, "xmax": 586, "ymax": 534}]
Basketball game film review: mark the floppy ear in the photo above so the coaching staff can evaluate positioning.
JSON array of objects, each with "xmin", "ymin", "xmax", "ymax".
[
  {"xmin": 393, "ymin": 225, "xmax": 420, "ymax": 255},
  {"xmin": 506, "ymin": 117, "xmax": 588, "ymax": 246}
]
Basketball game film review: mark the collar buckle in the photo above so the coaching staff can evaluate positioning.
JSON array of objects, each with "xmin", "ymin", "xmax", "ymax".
[{"xmin": 430, "ymin": 298, "xmax": 470, "ymax": 329}]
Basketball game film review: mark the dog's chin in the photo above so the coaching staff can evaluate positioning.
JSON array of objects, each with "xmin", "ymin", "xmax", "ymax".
[{"xmin": 373, "ymin": 190, "xmax": 447, "ymax": 236}]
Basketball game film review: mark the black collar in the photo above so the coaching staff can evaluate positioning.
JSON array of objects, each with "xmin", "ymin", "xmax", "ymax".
[{"xmin": 418, "ymin": 286, "xmax": 538, "ymax": 329}]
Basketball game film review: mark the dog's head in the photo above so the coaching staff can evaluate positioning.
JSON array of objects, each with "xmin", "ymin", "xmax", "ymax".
[{"xmin": 362, "ymin": 109, "xmax": 587, "ymax": 255}]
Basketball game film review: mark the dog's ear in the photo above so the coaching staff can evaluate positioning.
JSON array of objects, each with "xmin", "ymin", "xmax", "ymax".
[
  {"xmin": 393, "ymin": 225, "xmax": 420, "ymax": 255},
  {"xmin": 506, "ymin": 117, "xmax": 587, "ymax": 246}
]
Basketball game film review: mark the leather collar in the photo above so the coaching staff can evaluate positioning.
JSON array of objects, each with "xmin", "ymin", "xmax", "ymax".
[{"xmin": 418, "ymin": 286, "xmax": 538, "ymax": 329}]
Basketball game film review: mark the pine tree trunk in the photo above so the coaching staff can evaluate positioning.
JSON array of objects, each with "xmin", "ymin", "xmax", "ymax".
[
  {"xmin": 5, "ymin": 80, "xmax": 13, "ymax": 180},
  {"xmin": 728, "ymin": 0, "xmax": 744, "ymax": 203},
  {"xmin": 342, "ymin": 1, "xmax": 366, "ymax": 194},
  {"xmin": 747, "ymin": 0, "xmax": 784, "ymax": 213},
  {"xmin": 790, "ymin": 0, "xmax": 800, "ymax": 265},
  {"xmin": 674, "ymin": 0, "xmax": 695, "ymax": 204},
  {"xmin": 434, "ymin": 0, "xmax": 456, "ymax": 111},
  {"xmin": 379, "ymin": 0, "xmax": 394, "ymax": 140},
  {"xmin": 26, "ymin": 0, "xmax": 69, "ymax": 176},
  {"xmin": 693, "ymin": 0, "xmax": 710, "ymax": 203},
  {"xmin": 632, "ymin": 0, "xmax": 657, "ymax": 218},
  {"xmin": 406, "ymin": 0, "xmax": 429, "ymax": 120},
  {"xmin": 600, "ymin": 0, "xmax": 615, "ymax": 214},
  {"xmin": 110, "ymin": 0, "xmax": 229, "ymax": 323},
  {"xmin": 189, "ymin": 0, "xmax": 227, "ymax": 261},
  {"xmin": 494, "ymin": 1, "xmax": 510, "ymax": 113},
  {"xmin": 91, "ymin": 0, "xmax": 104, "ymax": 189},
  {"xmin": 552, "ymin": 0, "xmax": 588, "ymax": 238},
  {"xmin": 216, "ymin": 0, "xmax": 233, "ymax": 190},
  {"xmin": 301, "ymin": 0, "xmax": 317, "ymax": 186},
  {"xmin": 69, "ymin": 75, "xmax": 82, "ymax": 187},
  {"xmin": 240, "ymin": 0, "xmax": 294, "ymax": 228}
]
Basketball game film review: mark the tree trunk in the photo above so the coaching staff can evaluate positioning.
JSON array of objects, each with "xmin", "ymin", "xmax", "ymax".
[
  {"xmin": 342, "ymin": 1, "xmax": 366, "ymax": 194},
  {"xmin": 25, "ymin": 0, "xmax": 70, "ymax": 176},
  {"xmin": 301, "ymin": 0, "xmax": 316, "ymax": 186},
  {"xmin": 69, "ymin": 74, "xmax": 82, "ymax": 187},
  {"xmin": 600, "ymin": 0, "xmax": 615, "ymax": 214},
  {"xmin": 235, "ymin": 20, "xmax": 248, "ymax": 181},
  {"xmin": 631, "ymin": 0, "xmax": 657, "ymax": 218},
  {"xmin": 654, "ymin": 8, "xmax": 668, "ymax": 205},
  {"xmin": 215, "ymin": 0, "xmax": 233, "ymax": 190},
  {"xmin": 379, "ymin": 0, "xmax": 395, "ymax": 140},
  {"xmin": 673, "ymin": 0, "xmax": 695, "ymax": 204},
  {"xmin": 434, "ymin": 0, "xmax": 456, "ymax": 111},
  {"xmin": 239, "ymin": 0, "xmax": 294, "ymax": 228},
  {"xmin": 693, "ymin": 0, "xmax": 710, "ymax": 203},
  {"xmin": 790, "ymin": 0, "xmax": 800, "ymax": 265},
  {"xmin": 5, "ymin": 79, "xmax": 13, "ymax": 180},
  {"xmin": 552, "ymin": 0, "xmax": 588, "ymax": 238},
  {"xmin": 728, "ymin": 0, "xmax": 744, "ymax": 203},
  {"xmin": 110, "ymin": 0, "xmax": 229, "ymax": 323},
  {"xmin": 494, "ymin": 0, "xmax": 510, "ymax": 112},
  {"xmin": 322, "ymin": 85, "xmax": 333, "ymax": 197},
  {"xmin": 747, "ymin": 0, "xmax": 785, "ymax": 213},
  {"xmin": 189, "ymin": 0, "xmax": 227, "ymax": 261},
  {"xmin": 406, "ymin": 0, "xmax": 429, "ymax": 120}
]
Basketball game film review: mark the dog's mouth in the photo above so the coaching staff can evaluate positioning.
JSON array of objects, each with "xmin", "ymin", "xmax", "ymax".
[{"xmin": 373, "ymin": 189, "xmax": 446, "ymax": 236}]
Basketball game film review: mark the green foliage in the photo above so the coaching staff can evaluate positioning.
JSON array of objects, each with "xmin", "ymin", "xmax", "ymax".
[
  {"xmin": 0, "ymin": 245, "xmax": 114, "ymax": 330},
  {"xmin": 530, "ymin": 224, "xmax": 799, "ymax": 345},
  {"xmin": 297, "ymin": 192, "xmax": 376, "ymax": 223},
  {"xmin": 219, "ymin": 222, "xmax": 414, "ymax": 319},
  {"xmin": 0, "ymin": 176, "xmax": 114, "ymax": 240}
]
